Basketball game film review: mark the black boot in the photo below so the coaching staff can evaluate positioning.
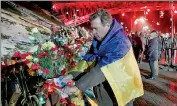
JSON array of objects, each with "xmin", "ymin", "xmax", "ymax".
[{"xmin": 147, "ymin": 77, "xmax": 156, "ymax": 80}]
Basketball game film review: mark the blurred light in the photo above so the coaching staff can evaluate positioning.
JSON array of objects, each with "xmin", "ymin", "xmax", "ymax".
[
  {"xmin": 76, "ymin": 9, "xmax": 79, "ymax": 12},
  {"xmin": 147, "ymin": 9, "xmax": 150, "ymax": 12},
  {"xmin": 122, "ymin": 13, "xmax": 125, "ymax": 16},
  {"xmin": 156, "ymin": 22, "xmax": 160, "ymax": 25},
  {"xmin": 175, "ymin": 10, "xmax": 177, "ymax": 14},
  {"xmin": 125, "ymin": 27, "xmax": 127, "ymax": 29},
  {"xmin": 66, "ymin": 12, "xmax": 69, "ymax": 14},
  {"xmin": 40, "ymin": 97, "xmax": 43, "ymax": 101},
  {"xmin": 146, "ymin": 12, "xmax": 148, "ymax": 15},
  {"xmin": 160, "ymin": 10, "xmax": 164, "ymax": 18},
  {"xmin": 143, "ymin": 26, "xmax": 149, "ymax": 30},
  {"xmin": 133, "ymin": 16, "xmax": 136, "ymax": 18},
  {"xmin": 170, "ymin": 18, "xmax": 173, "ymax": 21},
  {"xmin": 134, "ymin": 21, "xmax": 138, "ymax": 25},
  {"xmin": 52, "ymin": 5, "xmax": 56, "ymax": 9},
  {"xmin": 121, "ymin": 22, "xmax": 124, "ymax": 25},
  {"xmin": 139, "ymin": 18, "xmax": 145, "ymax": 23},
  {"xmin": 38, "ymin": 94, "xmax": 46, "ymax": 105}
]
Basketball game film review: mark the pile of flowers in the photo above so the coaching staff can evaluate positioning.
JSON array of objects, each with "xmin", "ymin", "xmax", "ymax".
[
  {"xmin": 1, "ymin": 26, "xmax": 92, "ymax": 79},
  {"xmin": 26, "ymin": 41, "xmax": 69, "ymax": 79},
  {"xmin": 1, "ymin": 26, "xmax": 92, "ymax": 106}
]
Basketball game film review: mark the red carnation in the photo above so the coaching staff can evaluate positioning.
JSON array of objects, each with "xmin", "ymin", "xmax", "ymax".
[
  {"xmin": 61, "ymin": 69, "xmax": 66, "ymax": 76},
  {"xmin": 12, "ymin": 51, "xmax": 21, "ymax": 59},
  {"xmin": 77, "ymin": 40, "xmax": 83, "ymax": 44},
  {"xmin": 38, "ymin": 52, "xmax": 49, "ymax": 58},
  {"xmin": 21, "ymin": 53, "xmax": 30, "ymax": 59},
  {"xmin": 57, "ymin": 50, "xmax": 64, "ymax": 56},
  {"xmin": 75, "ymin": 44, "xmax": 81, "ymax": 50},
  {"xmin": 69, "ymin": 103, "xmax": 76, "ymax": 106},
  {"xmin": 43, "ymin": 83, "xmax": 50, "ymax": 90},
  {"xmin": 4, "ymin": 58, "xmax": 7, "ymax": 65},
  {"xmin": 64, "ymin": 44, "xmax": 71, "ymax": 48},
  {"xmin": 26, "ymin": 52, "xmax": 32, "ymax": 56},
  {"xmin": 60, "ymin": 98, "xmax": 67, "ymax": 103},
  {"xmin": 51, "ymin": 46, "xmax": 57, "ymax": 51},
  {"xmin": 24, "ymin": 59, "xmax": 30, "ymax": 64},
  {"xmin": 71, "ymin": 61, "xmax": 76, "ymax": 67},
  {"xmin": 31, "ymin": 63, "xmax": 40, "ymax": 71},
  {"xmin": 42, "ymin": 68, "xmax": 49, "ymax": 74}
]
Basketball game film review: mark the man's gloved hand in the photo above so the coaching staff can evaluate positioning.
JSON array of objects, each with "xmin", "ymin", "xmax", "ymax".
[{"xmin": 61, "ymin": 86, "xmax": 78, "ymax": 95}]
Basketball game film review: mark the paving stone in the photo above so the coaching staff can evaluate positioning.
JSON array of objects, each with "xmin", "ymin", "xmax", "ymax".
[{"xmin": 134, "ymin": 62, "xmax": 177, "ymax": 106}]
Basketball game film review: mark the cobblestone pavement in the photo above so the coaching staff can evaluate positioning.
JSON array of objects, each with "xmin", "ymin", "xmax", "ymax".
[{"xmin": 134, "ymin": 62, "xmax": 177, "ymax": 106}]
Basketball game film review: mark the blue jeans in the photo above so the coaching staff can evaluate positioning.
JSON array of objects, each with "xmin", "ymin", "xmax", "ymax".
[{"xmin": 149, "ymin": 60, "xmax": 159, "ymax": 77}]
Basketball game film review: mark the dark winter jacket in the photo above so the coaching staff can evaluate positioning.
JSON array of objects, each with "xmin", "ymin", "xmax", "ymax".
[{"xmin": 147, "ymin": 37, "xmax": 159, "ymax": 61}]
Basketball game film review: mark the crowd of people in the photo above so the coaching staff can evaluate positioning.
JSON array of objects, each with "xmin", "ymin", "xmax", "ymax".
[{"xmin": 128, "ymin": 31, "xmax": 177, "ymax": 79}]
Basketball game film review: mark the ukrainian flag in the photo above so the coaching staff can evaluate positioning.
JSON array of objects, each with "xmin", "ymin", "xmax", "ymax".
[
  {"xmin": 101, "ymin": 47, "xmax": 144, "ymax": 106},
  {"xmin": 70, "ymin": 19, "xmax": 144, "ymax": 106}
]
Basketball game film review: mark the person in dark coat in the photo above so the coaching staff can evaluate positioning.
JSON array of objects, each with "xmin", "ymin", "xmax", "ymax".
[
  {"xmin": 147, "ymin": 30, "xmax": 159, "ymax": 80},
  {"xmin": 58, "ymin": 9, "xmax": 143, "ymax": 106},
  {"xmin": 157, "ymin": 33, "xmax": 163, "ymax": 61},
  {"xmin": 132, "ymin": 32, "xmax": 143, "ymax": 62}
]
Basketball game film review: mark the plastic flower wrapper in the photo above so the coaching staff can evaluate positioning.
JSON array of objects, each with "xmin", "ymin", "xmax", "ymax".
[
  {"xmin": 41, "ymin": 41, "xmax": 55, "ymax": 50},
  {"xmin": 29, "ymin": 27, "xmax": 50, "ymax": 45}
]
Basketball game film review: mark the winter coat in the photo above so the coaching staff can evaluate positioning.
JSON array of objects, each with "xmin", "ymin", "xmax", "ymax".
[
  {"xmin": 147, "ymin": 37, "xmax": 159, "ymax": 61},
  {"xmin": 72, "ymin": 19, "xmax": 143, "ymax": 106}
]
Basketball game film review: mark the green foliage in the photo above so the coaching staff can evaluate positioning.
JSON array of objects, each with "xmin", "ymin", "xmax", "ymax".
[{"xmin": 1, "ymin": 33, "xmax": 11, "ymax": 39}]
